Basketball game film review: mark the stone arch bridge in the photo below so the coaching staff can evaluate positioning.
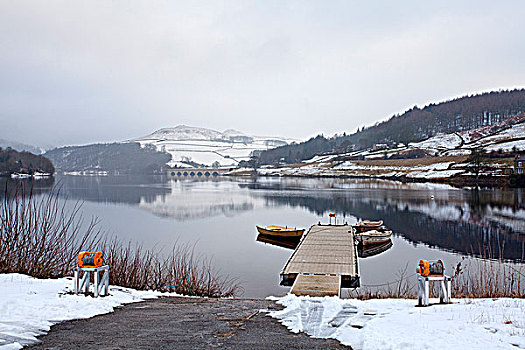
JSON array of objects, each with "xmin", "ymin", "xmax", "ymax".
[{"xmin": 167, "ymin": 168, "xmax": 233, "ymax": 178}]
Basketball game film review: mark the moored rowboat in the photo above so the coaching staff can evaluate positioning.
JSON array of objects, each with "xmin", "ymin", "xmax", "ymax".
[
  {"xmin": 355, "ymin": 229, "xmax": 392, "ymax": 245},
  {"xmin": 352, "ymin": 220, "xmax": 384, "ymax": 233},
  {"xmin": 256, "ymin": 225, "xmax": 305, "ymax": 237}
]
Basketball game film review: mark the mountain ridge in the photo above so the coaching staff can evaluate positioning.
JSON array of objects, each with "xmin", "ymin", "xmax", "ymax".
[{"xmin": 135, "ymin": 125, "xmax": 292, "ymax": 143}]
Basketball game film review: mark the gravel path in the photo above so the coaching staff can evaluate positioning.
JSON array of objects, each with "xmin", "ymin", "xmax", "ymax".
[{"xmin": 29, "ymin": 297, "xmax": 348, "ymax": 349}]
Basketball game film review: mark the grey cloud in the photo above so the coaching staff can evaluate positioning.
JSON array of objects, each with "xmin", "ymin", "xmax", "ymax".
[{"xmin": 0, "ymin": 0, "xmax": 524, "ymax": 147}]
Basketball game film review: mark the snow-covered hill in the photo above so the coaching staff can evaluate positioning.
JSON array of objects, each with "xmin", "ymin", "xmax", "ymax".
[
  {"xmin": 134, "ymin": 125, "xmax": 297, "ymax": 168},
  {"xmin": 408, "ymin": 112, "xmax": 525, "ymax": 156},
  {"xmin": 231, "ymin": 115, "xmax": 525, "ymax": 180}
]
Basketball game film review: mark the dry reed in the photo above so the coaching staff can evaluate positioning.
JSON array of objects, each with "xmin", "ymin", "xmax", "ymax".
[{"xmin": 351, "ymin": 246, "xmax": 524, "ymax": 300}]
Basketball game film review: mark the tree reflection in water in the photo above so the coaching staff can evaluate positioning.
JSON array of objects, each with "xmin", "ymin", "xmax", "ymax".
[{"xmin": 248, "ymin": 179, "xmax": 525, "ymax": 261}]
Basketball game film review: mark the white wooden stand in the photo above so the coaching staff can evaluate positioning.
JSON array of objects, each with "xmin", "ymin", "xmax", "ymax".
[
  {"xmin": 74, "ymin": 265, "xmax": 109, "ymax": 297},
  {"xmin": 417, "ymin": 275, "xmax": 451, "ymax": 306}
]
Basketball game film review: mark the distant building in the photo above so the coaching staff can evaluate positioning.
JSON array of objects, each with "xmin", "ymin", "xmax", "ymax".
[
  {"xmin": 515, "ymin": 155, "xmax": 525, "ymax": 174},
  {"xmin": 373, "ymin": 143, "xmax": 388, "ymax": 151}
]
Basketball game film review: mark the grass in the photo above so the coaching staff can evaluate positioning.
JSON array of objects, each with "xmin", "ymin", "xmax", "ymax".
[{"xmin": 0, "ymin": 183, "xmax": 240, "ymax": 297}]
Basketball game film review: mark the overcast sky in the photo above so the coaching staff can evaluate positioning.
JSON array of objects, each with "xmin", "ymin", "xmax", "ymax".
[{"xmin": 1, "ymin": 1, "xmax": 524, "ymax": 147}]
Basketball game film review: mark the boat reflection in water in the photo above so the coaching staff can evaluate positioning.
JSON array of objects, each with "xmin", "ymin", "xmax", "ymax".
[
  {"xmin": 256, "ymin": 233, "xmax": 301, "ymax": 250},
  {"xmin": 357, "ymin": 239, "xmax": 393, "ymax": 258}
]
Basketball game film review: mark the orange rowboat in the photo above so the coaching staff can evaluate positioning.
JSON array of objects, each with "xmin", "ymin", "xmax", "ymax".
[{"xmin": 256, "ymin": 225, "xmax": 305, "ymax": 237}]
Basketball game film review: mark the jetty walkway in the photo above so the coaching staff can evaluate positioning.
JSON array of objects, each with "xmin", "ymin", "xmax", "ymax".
[{"xmin": 281, "ymin": 224, "xmax": 359, "ymax": 297}]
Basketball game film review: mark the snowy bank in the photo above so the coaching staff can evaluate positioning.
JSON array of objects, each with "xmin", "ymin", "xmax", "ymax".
[
  {"xmin": 268, "ymin": 294, "xmax": 525, "ymax": 350},
  {"xmin": 0, "ymin": 273, "xmax": 175, "ymax": 349}
]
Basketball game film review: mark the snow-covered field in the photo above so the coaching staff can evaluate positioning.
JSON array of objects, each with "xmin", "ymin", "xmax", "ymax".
[
  {"xmin": 269, "ymin": 294, "xmax": 525, "ymax": 350},
  {"xmin": 0, "ymin": 274, "xmax": 173, "ymax": 349}
]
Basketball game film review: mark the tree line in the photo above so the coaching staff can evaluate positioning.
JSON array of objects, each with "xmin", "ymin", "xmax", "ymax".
[
  {"xmin": 0, "ymin": 147, "xmax": 54, "ymax": 176},
  {"xmin": 45, "ymin": 142, "xmax": 171, "ymax": 174}
]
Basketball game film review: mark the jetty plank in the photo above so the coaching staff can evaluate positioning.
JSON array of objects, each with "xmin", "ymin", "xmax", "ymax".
[{"xmin": 291, "ymin": 274, "xmax": 341, "ymax": 297}]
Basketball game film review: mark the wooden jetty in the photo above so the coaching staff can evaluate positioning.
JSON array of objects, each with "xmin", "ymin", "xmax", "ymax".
[{"xmin": 280, "ymin": 224, "xmax": 359, "ymax": 297}]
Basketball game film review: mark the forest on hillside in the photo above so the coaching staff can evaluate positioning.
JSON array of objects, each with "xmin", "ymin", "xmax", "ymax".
[
  {"xmin": 259, "ymin": 89, "xmax": 525, "ymax": 165},
  {"xmin": 45, "ymin": 142, "xmax": 171, "ymax": 174},
  {"xmin": 0, "ymin": 148, "xmax": 54, "ymax": 176}
]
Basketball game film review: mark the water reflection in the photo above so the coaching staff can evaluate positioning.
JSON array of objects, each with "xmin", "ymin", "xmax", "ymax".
[
  {"xmin": 0, "ymin": 177, "xmax": 55, "ymax": 197},
  {"xmin": 358, "ymin": 239, "xmax": 393, "ymax": 258},
  {"xmin": 55, "ymin": 175, "xmax": 170, "ymax": 204},
  {"xmin": 52, "ymin": 175, "xmax": 525, "ymax": 261},
  {"xmin": 55, "ymin": 175, "xmax": 259, "ymax": 220},
  {"xmin": 138, "ymin": 180, "xmax": 257, "ymax": 220},
  {"xmin": 257, "ymin": 231, "xmax": 393, "ymax": 259},
  {"xmin": 256, "ymin": 233, "xmax": 301, "ymax": 250},
  {"xmin": 253, "ymin": 179, "xmax": 525, "ymax": 261}
]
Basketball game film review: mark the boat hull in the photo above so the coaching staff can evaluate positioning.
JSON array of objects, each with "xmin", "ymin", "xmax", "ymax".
[
  {"xmin": 356, "ymin": 230, "xmax": 392, "ymax": 245},
  {"xmin": 256, "ymin": 225, "xmax": 305, "ymax": 237},
  {"xmin": 353, "ymin": 220, "xmax": 384, "ymax": 233}
]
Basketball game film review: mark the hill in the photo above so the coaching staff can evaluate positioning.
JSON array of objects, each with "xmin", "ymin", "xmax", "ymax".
[
  {"xmin": 134, "ymin": 125, "xmax": 296, "ymax": 168},
  {"xmin": 349, "ymin": 89, "xmax": 525, "ymax": 148},
  {"xmin": 0, "ymin": 148, "xmax": 54, "ymax": 176},
  {"xmin": 43, "ymin": 126, "xmax": 294, "ymax": 173},
  {"xmin": 237, "ymin": 115, "xmax": 525, "ymax": 181},
  {"xmin": 45, "ymin": 143, "xmax": 171, "ymax": 174},
  {"xmin": 259, "ymin": 89, "xmax": 525, "ymax": 165}
]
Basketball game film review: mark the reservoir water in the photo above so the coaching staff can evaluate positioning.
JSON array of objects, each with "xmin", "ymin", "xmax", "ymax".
[{"xmin": 10, "ymin": 175, "xmax": 525, "ymax": 298}]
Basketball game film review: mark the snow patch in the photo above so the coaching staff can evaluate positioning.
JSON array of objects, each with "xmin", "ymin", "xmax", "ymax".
[{"xmin": 268, "ymin": 294, "xmax": 525, "ymax": 350}]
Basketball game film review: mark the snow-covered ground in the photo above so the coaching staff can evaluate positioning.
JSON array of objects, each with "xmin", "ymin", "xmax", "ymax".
[
  {"xmin": 268, "ymin": 294, "xmax": 525, "ymax": 350},
  {"xmin": 238, "ymin": 160, "xmax": 465, "ymax": 179},
  {"xmin": 0, "ymin": 274, "xmax": 174, "ymax": 349},
  {"xmin": 2, "ymin": 273, "xmax": 524, "ymax": 349},
  {"xmin": 409, "ymin": 132, "xmax": 463, "ymax": 154}
]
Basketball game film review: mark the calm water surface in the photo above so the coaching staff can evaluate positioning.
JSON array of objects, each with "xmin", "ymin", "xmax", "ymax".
[{"xmin": 16, "ymin": 175, "xmax": 525, "ymax": 298}]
